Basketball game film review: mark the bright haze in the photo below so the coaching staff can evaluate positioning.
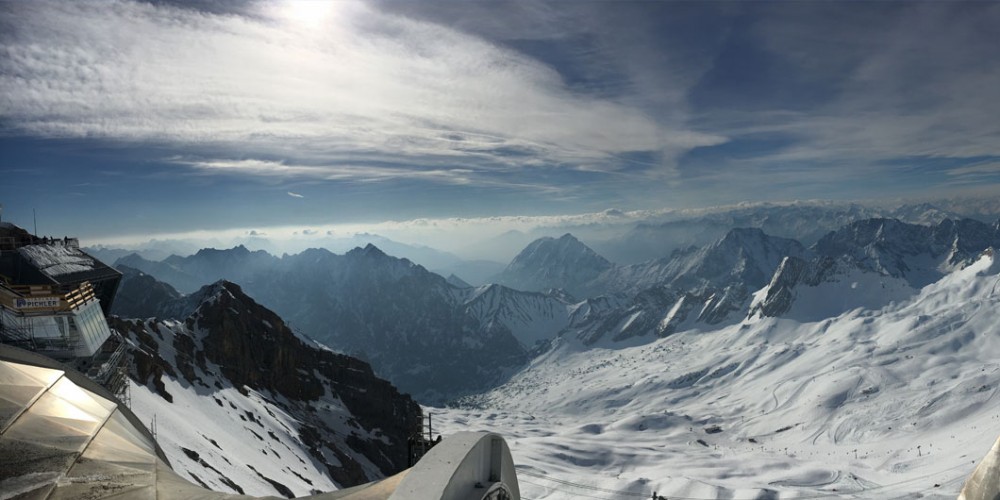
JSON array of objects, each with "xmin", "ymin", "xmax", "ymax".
[{"xmin": 1, "ymin": 0, "xmax": 999, "ymax": 252}]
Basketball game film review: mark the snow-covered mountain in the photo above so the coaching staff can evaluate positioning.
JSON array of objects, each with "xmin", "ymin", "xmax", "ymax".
[
  {"xmin": 594, "ymin": 202, "xmax": 884, "ymax": 264},
  {"xmin": 496, "ymin": 233, "xmax": 613, "ymax": 298},
  {"xmin": 115, "ymin": 243, "xmax": 561, "ymax": 403},
  {"xmin": 439, "ymin": 249, "xmax": 1000, "ymax": 499},
  {"xmin": 97, "ymin": 211, "xmax": 1000, "ymax": 499},
  {"xmin": 114, "ymin": 217, "xmax": 1000, "ymax": 403},
  {"xmin": 813, "ymin": 217, "xmax": 1000, "ymax": 287},
  {"xmin": 593, "ymin": 201, "xmax": 971, "ymax": 265},
  {"xmin": 594, "ymin": 227, "xmax": 808, "ymax": 295},
  {"xmin": 545, "ymin": 219, "xmax": 1000, "ymax": 347},
  {"xmin": 239, "ymin": 245, "xmax": 530, "ymax": 403},
  {"xmin": 517, "ymin": 228, "xmax": 809, "ymax": 345},
  {"xmin": 111, "ymin": 280, "xmax": 421, "ymax": 497},
  {"xmin": 461, "ymin": 284, "xmax": 576, "ymax": 351},
  {"xmin": 748, "ymin": 218, "xmax": 1000, "ymax": 322}
]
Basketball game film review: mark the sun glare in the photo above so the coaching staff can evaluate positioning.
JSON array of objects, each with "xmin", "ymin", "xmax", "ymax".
[{"xmin": 281, "ymin": 0, "xmax": 337, "ymax": 29}]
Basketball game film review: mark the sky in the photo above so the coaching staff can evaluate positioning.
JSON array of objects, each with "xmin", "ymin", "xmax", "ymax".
[{"xmin": 1, "ymin": 0, "xmax": 1000, "ymax": 247}]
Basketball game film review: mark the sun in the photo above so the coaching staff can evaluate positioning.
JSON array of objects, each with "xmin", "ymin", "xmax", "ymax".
[{"xmin": 280, "ymin": 0, "xmax": 337, "ymax": 29}]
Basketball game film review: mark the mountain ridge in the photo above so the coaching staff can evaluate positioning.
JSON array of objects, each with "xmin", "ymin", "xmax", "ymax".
[{"xmin": 112, "ymin": 279, "xmax": 422, "ymax": 496}]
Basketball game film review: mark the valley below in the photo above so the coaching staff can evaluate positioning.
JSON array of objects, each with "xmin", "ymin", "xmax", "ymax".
[{"xmin": 431, "ymin": 254, "xmax": 1000, "ymax": 499}]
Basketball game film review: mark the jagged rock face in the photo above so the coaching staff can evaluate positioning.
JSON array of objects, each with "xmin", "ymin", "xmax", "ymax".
[
  {"xmin": 111, "ymin": 265, "xmax": 184, "ymax": 318},
  {"xmin": 112, "ymin": 265, "xmax": 217, "ymax": 320},
  {"xmin": 687, "ymin": 228, "xmax": 808, "ymax": 290},
  {"xmin": 746, "ymin": 256, "xmax": 858, "ymax": 320},
  {"xmin": 813, "ymin": 218, "xmax": 1000, "ymax": 286},
  {"xmin": 561, "ymin": 228, "xmax": 808, "ymax": 344},
  {"xmin": 567, "ymin": 283, "xmax": 752, "ymax": 346},
  {"xmin": 111, "ymin": 281, "xmax": 422, "ymax": 493},
  {"xmin": 114, "ymin": 244, "xmax": 531, "ymax": 403},
  {"xmin": 568, "ymin": 286, "xmax": 680, "ymax": 345},
  {"xmin": 602, "ymin": 202, "xmax": 887, "ymax": 264},
  {"xmin": 115, "ymin": 253, "xmax": 204, "ymax": 294},
  {"xmin": 235, "ymin": 245, "xmax": 529, "ymax": 403},
  {"xmin": 115, "ymin": 246, "xmax": 278, "ymax": 294},
  {"xmin": 498, "ymin": 233, "xmax": 613, "ymax": 297},
  {"xmin": 748, "ymin": 256, "xmax": 811, "ymax": 318},
  {"xmin": 193, "ymin": 282, "xmax": 421, "ymax": 471},
  {"xmin": 752, "ymin": 218, "xmax": 1000, "ymax": 322},
  {"xmin": 166, "ymin": 245, "xmax": 278, "ymax": 289},
  {"xmin": 461, "ymin": 284, "xmax": 574, "ymax": 350},
  {"xmin": 593, "ymin": 228, "xmax": 808, "ymax": 297}
]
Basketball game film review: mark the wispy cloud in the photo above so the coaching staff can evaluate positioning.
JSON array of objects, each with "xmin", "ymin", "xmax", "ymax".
[
  {"xmin": 183, "ymin": 158, "xmax": 568, "ymax": 194},
  {"xmin": 697, "ymin": 3, "xmax": 1000, "ymax": 165},
  {"xmin": 286, "ymin": 191, "xmax": 304, "ymax": 198},
  {"xmin": 0, "ymin": 0, "xmax": 712, "ymax": 182},
  {"xmin": 2, "ymin": 0, "xmax": 998, "ymax": 213},
  {"xmin": 946, "ymin": 162, "xmax": 1000, "ymax": 177}
]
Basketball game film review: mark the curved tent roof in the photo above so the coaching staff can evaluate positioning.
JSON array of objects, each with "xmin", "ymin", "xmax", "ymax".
[{"xmin": 0, "ymin": 344, "xmax": 521, "ymax": 500}]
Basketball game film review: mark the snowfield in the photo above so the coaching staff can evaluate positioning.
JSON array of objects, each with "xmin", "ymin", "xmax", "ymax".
[{"xmin": 432, "ymin": 252, "xmax": 1000, "ymax": 499}]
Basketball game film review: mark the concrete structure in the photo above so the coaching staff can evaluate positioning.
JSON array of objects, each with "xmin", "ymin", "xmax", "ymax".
[
  {"xmin": 0, "ymin": 223, "xmax": 122, "ymax": 316},
  {"xmin": 959, "ymin": 433, "xmax": 1000, "ymax": 500},
  {"xmin": 389, "ymin": 432, "xmax": 518, "ymax": 500},
  {"xmin": 0, "ymin": 222, "xmax": 128, "ymax": 398},
  {"xmin": 0, "ymin": 222, "xmax": 122, "ymax": 359},
  {"xmin": 0, "ymin": 344, "xmax": 520, "ymax": 500}
]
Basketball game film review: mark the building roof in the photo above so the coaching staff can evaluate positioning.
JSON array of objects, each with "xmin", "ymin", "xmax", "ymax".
[
  {"xmin": 0, "ymin": 344, "xmax": 169, "ymax": 498},
  {"xmin": 18, "ymin": 244, "xmax": 99, "ymax": 278},
  {"xmin": 9, "ymin": 243, "xmax": 121, "ymax": 287},
  {"xmin": 0, "ymin": 344, "xmax": 522, "ymax": 500}
]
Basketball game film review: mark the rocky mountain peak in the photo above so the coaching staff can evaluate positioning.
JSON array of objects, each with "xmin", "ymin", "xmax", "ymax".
[
  {"xmin": 192, "ymin": 244, "xmax": 252, "ymax": 259},
  {"xmin": 446, "ymin": 273, "xmax": 471, "ymax": 288},
  {"xmin": 110, "ymin": 265, "xmax": 183, "ymax": 319},
  {"xmin": 498, "ymin": 233, "xmax": 613, "ymax": 297},
  {"xmin": 685, "ymin": 227, "xmax": 808, "ymax": 290},
  {"xmin": 113, "ymin": 278, "xmax": 422, "ymax": 490},
  {"xmin": 356, "ymin": 243, "xmax": 388, "ymax": 257},
  {"xmin": 812, "ymin": 217, "xmax": 1000, "ymax": 285},
  {"xmin": 717, "ymin": 227, "xmax": 768, "ymax": 244}
]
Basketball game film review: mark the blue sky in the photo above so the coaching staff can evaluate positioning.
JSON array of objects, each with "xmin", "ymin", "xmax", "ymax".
[{"xmin": 1, "ymin": 0, "xmax": 999, "ymax": 242}]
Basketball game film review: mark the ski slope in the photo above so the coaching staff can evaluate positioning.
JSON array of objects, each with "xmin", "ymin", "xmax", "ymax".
[{"xmin": 432, "ymin": 252, "xmax": 1000, "ymax": 499}]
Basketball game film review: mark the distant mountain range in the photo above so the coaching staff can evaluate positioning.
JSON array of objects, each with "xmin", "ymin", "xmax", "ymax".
[
  {"xmin": 96, "ymin": 202, "xmax": 1000, "ymax": 498},
  {"xmin": 446, "ymin": 242, "xmax": 1000, "ymax": 499},
  {"xmin": 572, "ymin": 217, "xmax": 1000, "ymax": 344},
  {"xmin": 586, "ymin": 201, "xmax": 982, "ymax": 265},
  {"xmin": 90, "ymin": 233, "xmax": 507, "ymax": 287},
  {"xmin": 113, "ymin": 244, "xmax": 572, "ymax": 403},
  {"xmin": 112, "ymin": 215, "xmax": 1000, "ymax": 402}
]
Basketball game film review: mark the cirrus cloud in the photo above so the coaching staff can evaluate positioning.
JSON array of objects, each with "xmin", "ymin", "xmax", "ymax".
[{"xmin": 0, "ymin": 0, "xmax": 718, "ymax": 183}]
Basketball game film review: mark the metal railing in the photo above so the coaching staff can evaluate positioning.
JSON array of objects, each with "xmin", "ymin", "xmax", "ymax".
[
  {"xmin": 0, "ymin": 311, "xmax": 36, "ymax": 349},
  {"xmin": 0, "ymin": 235, "xmax": 79, "ymax": 251}
]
